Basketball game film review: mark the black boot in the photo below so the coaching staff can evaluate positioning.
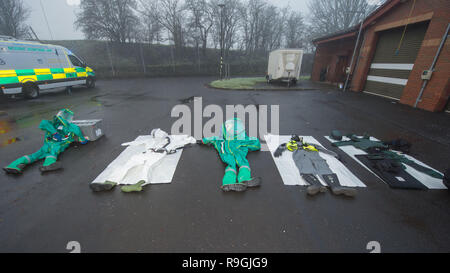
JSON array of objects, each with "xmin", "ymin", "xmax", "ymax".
[
  {"xmin": 90, "ymin": 182, "xmax": 117, "ymax": 192},
  {"xmin": 222, "ymin": 183, "xmax": 247, "ymax": 192},
  {"xmin": 322, "ymin": 173, "xmax": 356, "ymax": 197},
  {"xmin": 3, "ymin": 163, "xmax": 26, "ymax": 175},
  {"xmin": 243, "ymin": 177, "xmax": 261, "ymax": 188},
  {"xmin": 302, "ymin": 174, "xmax": 327, "ymax": 196},
  {"xmin": 39, "ymin": 162, "xmax": 62, "ymax": 173}
]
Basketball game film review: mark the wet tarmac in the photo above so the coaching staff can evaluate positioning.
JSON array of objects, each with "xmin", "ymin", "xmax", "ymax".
[{"xmin": 0, "ymin": 77, "xmax": 449, "ymax": 252}]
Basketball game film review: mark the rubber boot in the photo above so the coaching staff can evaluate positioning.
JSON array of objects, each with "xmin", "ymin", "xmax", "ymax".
[
  {"xmin": 222, "ymin": 167, "xmax": 246, "ymax": 192},
  {"xmin": 4, "ymin": 156, "xmax": 31, "ymax": 174},
  {"xmin": 39, "ymin": 161, "xmax": 62, "ymax": 173},
  {"xmin": 302, "ymin": 174, "xmax": 327, "ymax": 196},
  {"xmin": 223, "ymin": 183, "xmax": 247, "ymax": 192},
  {"xmin": 90, "ymin": 181, "xmax": 117, "ymax": 192},
  {"xmin": 238, "ymin": 166, "xmax": 261, "ymax": 188},
  {"xmin": 322, "ymin": 173, "xmax": 356, "ymax": 197},
  {"xmin": 121, "ymin": 181, "xmax": 146, "ymax": 193},
  {"xmin": 244, "ymin": 177, "xmax": 262, "ymax": 188},
  {"xmin": 3, "ymin": 163, "xmax": 26, "ymax": 175}
]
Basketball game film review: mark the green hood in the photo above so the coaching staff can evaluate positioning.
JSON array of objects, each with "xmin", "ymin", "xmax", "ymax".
[{"xmin": 221, "ymin": 118, "xmax": 246, "ymax": 140}]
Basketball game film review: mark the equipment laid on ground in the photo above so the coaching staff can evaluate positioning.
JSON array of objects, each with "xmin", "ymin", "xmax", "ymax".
[
  {"xmin": 3, "ymin": 109, "xmax": 88, "ymax": 175},
  {"xmin": 356, "ymin": 154, "xmax": 427, "ymax": 190},
  {"xmin": 265, "ymin": 134, "xmax": 366, "ymax": 188},
  {"xmin": 332, "ymin": 134, "xmax": 443, "ymax": 180},
  {"xmin": 274, "ymin": 135, "xmax": 356, "ymax": 197},
  {"xmin": 326, "ymin": 133, "xmax": 446, "ymax": 190},
  {"xmin": 72, "ymin": 119, "xmax": 104, "ymax": 141},
  {"xmin": 0, "ymin": 36, "xmax": 96, "ymax": 99},
  {"xmin": 199, "ymin": 118, "xmax": 261, "ymax": 192},
  {"xmin": 266, "ymin": 49, "xmax": 303, "ymax": 85},
  {"xmin": 90, "ymin": 129, "xmax": 196, "ymax": 192}
]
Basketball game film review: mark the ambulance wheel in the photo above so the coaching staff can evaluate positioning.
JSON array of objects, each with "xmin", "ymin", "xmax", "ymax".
[
  {"xmin": 86, "ymin": 77, "xmax": 96, "ymax": 89},
  {"xmin": 23, "ymin": 83, "xmax": 39, "ymax": 99}
]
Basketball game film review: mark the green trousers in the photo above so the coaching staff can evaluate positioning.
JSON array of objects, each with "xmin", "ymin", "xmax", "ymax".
[
  {"xmin": 220, "ymin": 149, "xmax": 253, "ymax": 186},
  {"xmin": 6, "ymin": 141, "xmax": 66, "ymax": 171},
  {"xmin": 203, "ymin": 134, "xmax": 260, "ymax": 187}
]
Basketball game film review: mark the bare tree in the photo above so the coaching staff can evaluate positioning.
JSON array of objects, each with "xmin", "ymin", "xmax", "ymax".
[
  {"xmin": 209, "ymin": 0, "xmax": 242, "ymax": 60},
  {"xmin": 140, "ymin": 0, "xmax": 187, "ymax": 58},
  {"xmin": 243, "ymin": 0, "xmax": 288, "ymax": 54},
  {"xmin": 285, "ymin": 11, "xmax": 306, "ymax": 49},
  {"xmin": 0, "ymin": 0, "xmax": 30, "ymax": 38},
  {"xmin": 185, "ymin": 0, "xmax": 215, "ymax": 55},
  {"xmin": 240, "ymin": 0, "xmax": 267, "ymax": 55},
  {"xmin": 308, "ymin": 0, "xmax": 378, "ymax": 38},
  {"xmin": 75, "ymin": 0, "xmax": 139, "ymax": 43},
  {"xmin": 143, "ymin": 20, "xmax": 163, "ymax": 44},
  {"xmin": 136, "ymin": 0, "xmax": 163, "ymax": 44},
  {"xmin": 259, "ymin": 6, "xmax": 286, "ymax": 52}
]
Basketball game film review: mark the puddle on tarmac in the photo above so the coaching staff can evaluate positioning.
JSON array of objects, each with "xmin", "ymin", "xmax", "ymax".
[{"xmin": 0, "ymin": 113, "xmax": 21, "ymax": 147}]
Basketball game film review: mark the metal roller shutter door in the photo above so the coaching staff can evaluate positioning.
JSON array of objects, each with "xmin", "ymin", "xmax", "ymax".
[{"xmin": 364, "ymin": 21, "xmax": 429, "ymax": 100}]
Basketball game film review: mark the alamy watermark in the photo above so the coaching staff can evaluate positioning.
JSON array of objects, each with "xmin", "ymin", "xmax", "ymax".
[
  {"xmin": 170, "ymin": 97, "xmax": 279, "ymax": 150},
  {"xmin": 366, "ymin": 241, "xmax": 381, "ymax": 253},
  {"xmin": 66, "ymin": 241, "xmax": 81, "ymax": 253}
]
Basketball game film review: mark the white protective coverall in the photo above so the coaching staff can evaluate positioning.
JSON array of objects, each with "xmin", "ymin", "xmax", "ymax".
[{"xmin": 91, "ymin": 129, "xmax": 196, "ymax": 186}]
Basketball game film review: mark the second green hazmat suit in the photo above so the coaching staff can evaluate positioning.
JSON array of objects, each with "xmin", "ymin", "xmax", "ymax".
[
  {"xmin": 200, "ymin": 118, "xmax": 261, "ymax": 192},
  {"xmin": 3, "ymin": 109, "xmax": 87, "ymax": 174}
]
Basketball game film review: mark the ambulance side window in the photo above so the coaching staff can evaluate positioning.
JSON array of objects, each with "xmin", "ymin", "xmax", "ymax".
[{"xmin": 68, "ymin": 55, "xmax": 84, "ymax": 67}]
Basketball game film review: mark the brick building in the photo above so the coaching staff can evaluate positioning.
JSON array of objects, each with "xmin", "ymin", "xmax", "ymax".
[{"xmin": 311, "ymin": 0, "xmax": 450, "ymax": 112}]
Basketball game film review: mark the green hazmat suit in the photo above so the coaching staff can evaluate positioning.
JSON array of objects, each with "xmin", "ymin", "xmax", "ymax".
[
  {"xmin": 201, "ymin": 118, "xmax": 261, "ymax": 191},
  {"xmin": 4, "ymin": 109, "xmax": 87, "ymax": 174}
]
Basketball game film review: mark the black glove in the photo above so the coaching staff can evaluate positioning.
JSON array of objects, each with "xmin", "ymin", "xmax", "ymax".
[{"xmin": 274, "ymin": 147, "xmax": 284, "ymax": 157}]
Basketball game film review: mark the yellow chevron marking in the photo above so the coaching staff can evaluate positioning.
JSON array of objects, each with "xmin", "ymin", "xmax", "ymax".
[
  {"xmin": 64, "ymin": 68, "xmax": 76, "ymax": 73},
  {"xmin": 34, "ymin": 68, "xmax": 51, "ymax": 75},
  {"xmin": 52, "ymin": 73, "xmax": 66, "ymax": 79},
  {"xmin": 18, "ymin": 75, "xmax": 37, "ymax": 83},
  {"xmin": 77, "ymin": 72, "xmax": 87, "ymax": 77},
  {"xmin": 0, "ymin": 70, "xmax": 17, "ymax": 77}
]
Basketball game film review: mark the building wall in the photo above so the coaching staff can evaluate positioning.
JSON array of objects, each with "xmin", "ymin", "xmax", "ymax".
[
  {"xmin": 313, "ymin": 0, "xmax": 450, "ymax": 112},
  {"xmin": 311, "ymin": 37, "xmax": 355, "ymax": 84}
]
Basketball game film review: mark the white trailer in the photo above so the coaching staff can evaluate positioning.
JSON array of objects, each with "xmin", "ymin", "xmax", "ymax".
[{"xmin": 266, "ymin": 49, "xmax": 303, "ymax": 85}]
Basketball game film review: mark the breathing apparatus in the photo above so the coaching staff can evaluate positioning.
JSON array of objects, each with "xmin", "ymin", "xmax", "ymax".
[{"xmin": 287, "ymin": 135, "xmax": 319, "ymax": 152}]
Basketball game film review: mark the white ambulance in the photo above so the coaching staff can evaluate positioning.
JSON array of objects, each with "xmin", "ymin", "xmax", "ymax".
[{"xmin": 0, "ymin": 36, "xmax": 96, "ymax": 99}]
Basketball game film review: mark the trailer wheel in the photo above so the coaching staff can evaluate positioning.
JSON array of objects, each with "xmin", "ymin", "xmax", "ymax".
[
  {"xmin": 86, "ymin": 77, "xmax": 96, "ymax": 89},
  {"xmin": 23, "ymin": 83, "xmax": 39, "ymax": 99}
]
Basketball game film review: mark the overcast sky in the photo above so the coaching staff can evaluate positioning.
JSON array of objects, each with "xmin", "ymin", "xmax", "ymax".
[{"xmin": 23, "ymin": 0, "xmax": 310, "ymax": 40}]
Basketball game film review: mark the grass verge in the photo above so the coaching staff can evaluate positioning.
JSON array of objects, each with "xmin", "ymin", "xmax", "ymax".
[{"xmin": 210, "ymin": 77, "xmax": 266, "ymax": 90}]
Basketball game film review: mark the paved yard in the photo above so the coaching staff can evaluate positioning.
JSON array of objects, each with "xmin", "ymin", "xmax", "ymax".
[{"xmin": 0, "ymin": 77, "xmax": 449, "ymax": 252}]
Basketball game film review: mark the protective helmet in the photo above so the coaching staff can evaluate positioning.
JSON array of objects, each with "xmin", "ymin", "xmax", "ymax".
[
  {"xmin": 151, "ymin": 128, "xmax": 168, "ymax": 139},
  {"xmin": 291, "ymin": 135, "xmax": 301, "ymax": 142},
  {"xmin": 55, "ymin": 108, "xmax": 74, "ymax": 125},
  {"xmin": 222, "ymin": 118, "xmax": 246, "ymax": 140}
]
